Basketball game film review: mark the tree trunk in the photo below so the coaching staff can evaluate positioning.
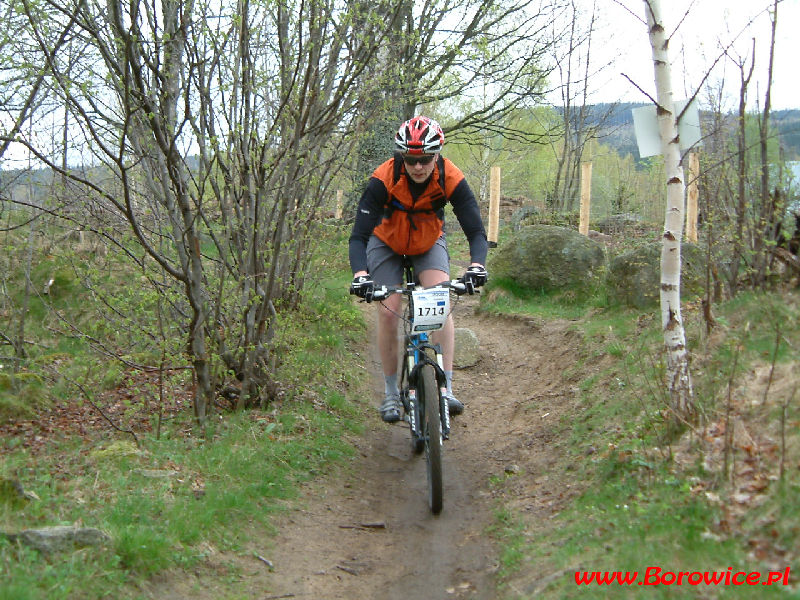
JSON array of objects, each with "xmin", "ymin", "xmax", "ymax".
[
  {"xmin": 14, "ymin": 206, "xmax": 36, "ymax": 367},
  {"xmin": 730, "ymin": 40, "xmax": 755, "ymax": 297},
  {"xmin": 752, "ymin": 0, "xmax": 779, "ymax": 289},
  {"xmin": 643, "ymin": 0, "xmax": 695, "ymax": 420}
]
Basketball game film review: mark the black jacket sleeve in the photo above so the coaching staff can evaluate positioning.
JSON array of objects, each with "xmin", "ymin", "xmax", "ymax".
[{"xmin": 348, "ymin": 177, "xmax": 387, "ymax": 274}]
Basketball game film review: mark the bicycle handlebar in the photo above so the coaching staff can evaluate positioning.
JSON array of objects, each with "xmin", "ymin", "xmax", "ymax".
[{"xmin": 368, "ymin": 278, "xmax": 478, "ymax": 303}]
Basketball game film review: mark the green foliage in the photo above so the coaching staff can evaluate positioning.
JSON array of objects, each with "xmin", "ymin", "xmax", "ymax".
[
  {"xmin": 0, "ymin": 237, "xmax": 174, "ymax": 420},
  {"xmin": 447, "ymin": 106, "xmax": 562, "ymax": 205},
  {"xmin": 484, "ymin": 285, "xmax": 800, "ymax": 599},
  {"xmin": 272, "ymin": 272, "xmax": 366, "ymax": 396},
  {"xmin": 113, "ymin": 520, "xmax": 173, "ymax": 575},
  {"xmin": 698, "ymin": 292, "xmax": 800, "ymax": 376},
  {"xmin": 0, "ymin": 223, "xmax": 368, "ymax": 599},
  {"xmin": 534, "ymin": 473, "xmax": 752, "ymax": 599},
  {"xmin": 0, "ymin": 370, "xmax": 48, "ymax": 420},
  {"xmin": 446, "ymin": 108, "xmax": 666, "ymax": 225},
  {"xmin": 480, "ymin": 282, "xmax": 591, "ymax": 321},
  {"xmin": 1, "ymin": 379, "xmax": 364, "ymax": 600},
  {"xmin": 488, "ymin": 505, "xmax": 528, "ymax": 582}
]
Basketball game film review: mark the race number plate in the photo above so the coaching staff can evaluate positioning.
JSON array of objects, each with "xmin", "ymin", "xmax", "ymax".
[{"xmin": 411, "ymin": 288, "xmax": 449, "ymax": 332}]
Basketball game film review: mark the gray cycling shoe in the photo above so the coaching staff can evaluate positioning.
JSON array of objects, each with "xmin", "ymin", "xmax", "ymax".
[
  {"xmin": 444, "ymin": 392, "xmax": 464, "ymax": 416},
  {"xmin": 380, "ymin": 394, "xmax": 402, "ymax": 423}
]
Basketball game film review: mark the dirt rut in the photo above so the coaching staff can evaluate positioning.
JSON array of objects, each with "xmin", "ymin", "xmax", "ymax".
[{"xmin": 262, "ymin": 295, "xmax": 582, "ymax": 599}]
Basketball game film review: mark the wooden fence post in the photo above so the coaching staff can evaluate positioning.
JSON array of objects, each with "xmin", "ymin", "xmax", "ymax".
[
  {"xmin": 335, "ymin": 189, "xmax": 343, "ymax": 219},
  {"xmin": 686, "ymin": 152, "xmax": 699, "ymax": 243},
  {"xmin": 488, "ymin": 166, "xmax": 500, "ymax": 247},
  {"xmin": 579, "ymin": 162, "xmax": 592, "ymax": 236}
]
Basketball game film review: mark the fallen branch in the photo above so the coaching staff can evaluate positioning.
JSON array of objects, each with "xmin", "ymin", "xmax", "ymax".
[
  {"xmin": 336, "ymin": 565, "xmax": 359, "ymax": 576},
  {"xmin": 255, "ymin": 554, "xmax": 274, "ymax": 569},
  {"xmin": 338, "ymin": 521, "xmax": 386, "ymax": 531}
]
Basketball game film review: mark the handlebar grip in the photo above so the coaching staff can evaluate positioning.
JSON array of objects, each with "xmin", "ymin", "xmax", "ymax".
[
  {"xmin": 450, "ymin": 280, "xmax": 467, "ymax": 295},
  {"xmin": 455, "ymin": 275, "xmax": 485, "ymax": 295},
  {"xmin": 368, "ymin": 286, "xmax": 389, "ymax": 302}
]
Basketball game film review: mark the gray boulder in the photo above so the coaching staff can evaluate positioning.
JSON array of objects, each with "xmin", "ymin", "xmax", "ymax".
[
  {"xmin": 454, "ymin": 328, "xmax": 480, "ymax": 368},
  {"xmin": 489, "ymin": 225, "xmax": 606, "ymax": 294},
  {"xmin": 509, "ymin": 205, "xmax": 541, "ymax": 231},
  {"xmin": 594, "ymin": 213, "xmax": 646, "ymax": 235},
  {"xmin": 606, "ymin": 242, "xmax": 706, "ymax": 308}
]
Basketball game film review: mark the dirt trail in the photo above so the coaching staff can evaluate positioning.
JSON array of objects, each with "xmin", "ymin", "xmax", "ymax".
[{"xmin": 262, "ymin": 295, "xmax": 584, "ymax": 599}]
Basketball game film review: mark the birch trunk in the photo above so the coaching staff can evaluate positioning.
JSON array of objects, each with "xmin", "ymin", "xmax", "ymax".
[{"xmin": 643, "ymin": 0, "xmax": 695, "ymax": 419}]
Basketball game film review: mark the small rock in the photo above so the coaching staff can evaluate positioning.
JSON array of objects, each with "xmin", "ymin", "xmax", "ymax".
[
  {"xmin": 137, "ymin": 469, "xmax": 180, "ymax": 478},
  {"xmin": 4, "ymin": 525, "xmax": 110, "ymax": 554},
  {"xmin": 504, "ymin": 464, "xmax": 521, "ymax": 475},
  {"xmin": 454, "ymin": 328, "xmax": 480, "ymax": 368},
  {"xmin": 701, "ymin": 529, "xmax": 723, "ymax": 542}
]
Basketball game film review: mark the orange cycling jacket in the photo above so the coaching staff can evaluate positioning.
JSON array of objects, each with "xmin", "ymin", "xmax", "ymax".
[{"xmin": 348, "ymin": 154, "xmax": 488, "ymax": 273}]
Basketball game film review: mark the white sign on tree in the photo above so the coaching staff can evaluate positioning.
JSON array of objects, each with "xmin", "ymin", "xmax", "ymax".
[{"xmin": 632, "ymin": 98, "xmax": 702, "ymax": 158}]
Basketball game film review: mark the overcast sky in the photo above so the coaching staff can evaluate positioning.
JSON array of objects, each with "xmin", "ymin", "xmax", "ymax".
[{"xmin": 581, "ymin": 0, "xmax": 798, "ymax": 110}]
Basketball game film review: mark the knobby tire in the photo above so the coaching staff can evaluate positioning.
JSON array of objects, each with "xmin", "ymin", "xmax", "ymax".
[
  {"xmin": 420, "ymin": 360, "xmax": 443, "ymax": 514},
  {"xmin": 405, "ymin": 362, "xmax": 424, "ymax": 455}
]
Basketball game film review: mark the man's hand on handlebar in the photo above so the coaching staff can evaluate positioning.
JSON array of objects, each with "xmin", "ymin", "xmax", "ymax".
[
  {"xmin": 461, "ymin": 264, "xmax": 488, "ymax": 294},
  {"xmin": 349, "ymin": 273, "xmax": 375, "ymax": 301}
]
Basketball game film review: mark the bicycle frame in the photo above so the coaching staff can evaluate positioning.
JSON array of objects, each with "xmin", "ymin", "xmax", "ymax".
[{"xmin": 400, "ymin": 289, "xmax": 451, "ymax": 442}]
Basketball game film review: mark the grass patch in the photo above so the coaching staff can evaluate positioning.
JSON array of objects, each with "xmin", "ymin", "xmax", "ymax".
[
  {"xmin": 0, "ymin": 370, "xmax": 49, "ymax": 420},
  {"xmin": 489, "ymin": 505, "xmax": 528, "ymax": 582},
  {"xmin": 479, "ymin": 282, "xmax": 594, "ymax": 321},
  {"xmin": 1, "ymin": 392, "xmax": 365, "ymax": 596},
  {"xmin": 0, "ymin": 232, "xmax": 370, "ymax": 599},
  {"xmin": 486, "ymin": 287, "xmax": 800, "ymax": 599}
]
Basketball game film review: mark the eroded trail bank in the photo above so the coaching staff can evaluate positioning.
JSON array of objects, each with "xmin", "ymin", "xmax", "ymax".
[{"xmin": 262, "ymin": 296, "xmax": 583, "ymax": 600}]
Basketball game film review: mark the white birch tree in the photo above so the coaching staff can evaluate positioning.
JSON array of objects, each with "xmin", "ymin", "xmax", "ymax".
[{"xmin": 643, "ymin": 0, "xmax": 695, "ymax": 419}]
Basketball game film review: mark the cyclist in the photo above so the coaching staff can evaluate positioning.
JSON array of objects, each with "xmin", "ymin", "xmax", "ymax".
[{"xmin": 348, "ymin": 115, "xmax": 488, "ymax": 423}]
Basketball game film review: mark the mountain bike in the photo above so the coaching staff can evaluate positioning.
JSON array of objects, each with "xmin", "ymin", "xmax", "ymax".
[{"xmin": 369, "ymin": 260, "xmax": 476, "ymax": 514}]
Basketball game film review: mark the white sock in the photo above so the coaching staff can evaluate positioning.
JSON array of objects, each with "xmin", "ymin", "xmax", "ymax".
[
  {"xmin": 445, "ymin": 370, "xmax": 453, "ymax": 395},
  {"xmin": 385, "ymin": 374, "xmax": 399, "ymax": 397}
]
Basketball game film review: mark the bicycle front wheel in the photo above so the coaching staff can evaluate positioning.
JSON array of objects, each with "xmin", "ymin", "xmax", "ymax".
[{"xmin": 420, "ymin": 361, "xmax": 443, "ymax": 514}]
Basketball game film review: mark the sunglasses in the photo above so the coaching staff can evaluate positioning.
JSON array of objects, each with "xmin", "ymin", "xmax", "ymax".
[{"xmin": 403, "ymin": 154, "xmax": 435, "ymax": 166}]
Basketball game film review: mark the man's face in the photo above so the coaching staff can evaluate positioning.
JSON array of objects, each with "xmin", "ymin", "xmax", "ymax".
[{"xmin": 403, "ymin": 153, "xmax": 437, "ymax": 183}]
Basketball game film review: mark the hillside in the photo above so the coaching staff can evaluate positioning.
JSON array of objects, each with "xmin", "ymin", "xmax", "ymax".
[{"xmin": 568, "ymin": 103, "xmax": 800, "ymax": 161}]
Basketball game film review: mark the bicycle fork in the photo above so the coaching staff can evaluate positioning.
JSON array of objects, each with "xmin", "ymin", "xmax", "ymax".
[
  {"xmin": 435, "ymin": 347, "xmax": 451, "ymax": 439},
  {"xmin": 404, "ymin": 336, "xmax": 450, "ymax": 440}
]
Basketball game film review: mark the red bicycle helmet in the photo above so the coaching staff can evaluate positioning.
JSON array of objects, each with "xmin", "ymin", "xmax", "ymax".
[{"xmin": 394, "ymin": 116, "xmax": 444, "ymax": 155}]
